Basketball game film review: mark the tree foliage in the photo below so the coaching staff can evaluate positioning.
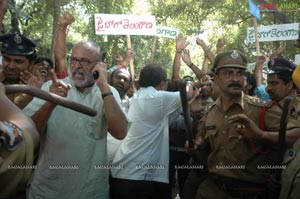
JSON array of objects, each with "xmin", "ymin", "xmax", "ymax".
[{"xmin": 2, "ymin": 0, "xmax": 300, "ymax": 77}]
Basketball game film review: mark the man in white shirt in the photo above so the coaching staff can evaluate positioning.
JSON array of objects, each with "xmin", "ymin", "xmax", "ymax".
[
  {"xmin": 107, "ymin": 68, "xmax": 132, "ymax": 165},
  {"xmin": 24, "ymin": 41, "xmax": 127, "ymax": 199},
  {"xmin": 111, "ymin": 63, "xmax": 195, "ymax": 199}
]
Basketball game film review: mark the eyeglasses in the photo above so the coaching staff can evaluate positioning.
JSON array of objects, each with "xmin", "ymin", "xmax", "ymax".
[{"xmin": 69, "ymin": 57, "xmax": 99, "ymax": 67}]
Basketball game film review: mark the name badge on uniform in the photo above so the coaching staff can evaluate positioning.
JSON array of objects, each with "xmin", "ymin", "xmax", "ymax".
[{"xmin": 206, "ymin": 125, "xmax": 216, "ymax": 130}]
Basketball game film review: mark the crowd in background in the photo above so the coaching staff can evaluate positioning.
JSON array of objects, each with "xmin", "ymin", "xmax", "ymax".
[{"xmin": 1, "ymin": 4, "xmax": 300, "ymax": 199}]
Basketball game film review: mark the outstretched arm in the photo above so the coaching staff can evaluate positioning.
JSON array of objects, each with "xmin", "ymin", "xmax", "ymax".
[
  {"xmin": 55, "ymin": 11, "xmax": 75, "ymax": 78},
  {"xmin": 30, "ymin": 70, "xmax": 71, "ymax": 135},
  {"xmin": 254, "ymin": 55, "xmax": 266, "ymax": 87},
  {"xmin": 196, "ymin": 38, "xmax": 215, "ymax": 64},
  {"xmin": 171, "ymin": 35, "xmax": 190, "ymax": 87},
  {"xmin": 216, "ymin": 38, "xmax": 226, "ymax": 55},
  {"xmin": 182, "ymin": 49, "xmax": 203, "ymax": 81},
  {"xmin": 270, "ymin": 43, "xmax": 286, "ymax": 59},
  {"xmin": 121, "ymin": 48, "xmax": 134, "ymax": 68}
]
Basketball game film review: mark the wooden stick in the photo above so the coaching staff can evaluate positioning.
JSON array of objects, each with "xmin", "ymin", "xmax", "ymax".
[
  {"xmin": 178, "ymin": 79, "xmax": 194, "ymax": 148},
  {"xmin": 126, "ymin": 35, "xmax": 135, "ymax": 85},
  {"xmin": 5, "ymin": 85, "xmax": 97, "ymax": 116},
  {"xmin": 149, "ymin": 36, "xmax": 158, "ymax": 63},
  {"xmin": 252, "ymin": 17, "xmax": 261, "ymax": 56}
]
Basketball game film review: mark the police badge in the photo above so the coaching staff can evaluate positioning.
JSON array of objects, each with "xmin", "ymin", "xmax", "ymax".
[
  {"xmin": 13, "ymin": 33, "xmax": 22, "ymax": 44},
  {"xmin": 269, "ymin": 58, "xmax": 275, "ymax": 67},
  {"xmin": 231, "ymin": 50, "xmax": 239, "ymax": 59}
]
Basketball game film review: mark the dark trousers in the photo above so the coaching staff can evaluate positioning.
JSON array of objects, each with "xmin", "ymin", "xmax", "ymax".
[
  {"xmin": 183, "ymin": 169, "xmax": 205, "ymax": 199},
  {"xmin": 110, "ymin": 177, "xmax": 172, "ymax": 199},
  {"xmin": 169, "ymin": 149, "xmax": 190, "ymax": 199}
]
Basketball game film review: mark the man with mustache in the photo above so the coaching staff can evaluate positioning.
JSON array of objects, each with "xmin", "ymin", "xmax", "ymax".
[
  {"xmin": 24, "ymin": 41, "xmax": 127, "ymax": 199},
  {"xmin": 110, "ymin": 68, "xmax": 132, "ymax": 105},
  {"xmin": 107, "ymin": 68, "xmax": 131, "ymax": 165},
  {"xmin": 264, "ymin": 58, "xmax": 300, "ymax": 198},
  {"xmin": 266, "ymin": 58, "xmax": 298, "ymax": 106},
  {"xmin": 0, "ymin": 32, "xmax": 39, "ymax": 108},
  {"xmin": 184, "ymin": 50, "xmax": 300, "ymax": 199},
  {"xmin": 279, "ymin": 64, "xmax": 300, "ymax": 199}
]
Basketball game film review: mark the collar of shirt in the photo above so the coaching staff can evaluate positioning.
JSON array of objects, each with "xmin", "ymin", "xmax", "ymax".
[{"xmin": 215, "ymin": 92, "xmax": 245, "ymax": 111}]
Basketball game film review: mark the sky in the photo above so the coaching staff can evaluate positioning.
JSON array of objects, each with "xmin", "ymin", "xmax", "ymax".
[{"xmin": 132, "ymin": 0, "xmax": 151, "ymax": 15}]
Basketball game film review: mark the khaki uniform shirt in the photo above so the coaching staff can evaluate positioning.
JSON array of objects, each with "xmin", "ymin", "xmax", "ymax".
[
  {"xmin": 0, "ymin": 127, "xmax": 34, "ymax": 197},
  {"xmin": 0, "ymin": 71, "xmax": 33, "ymax": 109},
  {"xmin": 279, "ymin": 93, "xmax": 300, "ymax": 199},
  {"xmin": 280, "ymin": 138, "xmax": 300, "ymax": 199},
  {"xmin": 279, "ymin": 92, "xmax": 300, "ymax": 122},
  {"xmin": 197, "ymin": 93, "xmax": 300, "ymax": 184}
]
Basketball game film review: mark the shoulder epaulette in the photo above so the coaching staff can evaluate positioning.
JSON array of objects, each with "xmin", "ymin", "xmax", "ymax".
[
  {"xmin": 200, "ymin": 102, "xmax": 215, "ymax": 115},
  {"xmin": 244, "ymin": 95, "xmax": 269, "ymax": 108}
]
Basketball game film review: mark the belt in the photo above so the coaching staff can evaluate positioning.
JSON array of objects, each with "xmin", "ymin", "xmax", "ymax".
[{"xmin": 170, "ymin": 146, "xmax": 186, "ymax": 152}]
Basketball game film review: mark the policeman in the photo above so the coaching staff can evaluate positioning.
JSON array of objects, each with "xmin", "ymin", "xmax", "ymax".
[
  {"xmin": 280, "ymin": 64, "xmax": 300, "ymax": 199},
  {"xmin": 0, "ymin": 32, "xmax": 38, "ymax": 108},
  {"xmin": 185, "ymin": 50, "xmax": 299, "ymax": 199},
  {"xmin": 0, "ymin": 82, "xmax": 39, "ymax": 198},
  {"xmin": 266, "ymin": 58, "xmax": 298, "ymax": 108}
]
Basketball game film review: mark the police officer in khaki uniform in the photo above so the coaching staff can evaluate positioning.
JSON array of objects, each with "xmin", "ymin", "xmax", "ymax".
[
  {"xmin": 266, "ymin": 58, "xmax": 300, "ymax": 129},
  {"xmin": 184, "ymin": 50, "xmax": 300, "ymax": 199},
  {"xmin": 228, "ymin": 58, "xmax": 300, "ymax": 199},
  {"xmin": 0, "ymin": 32, "xmax": 38, "ymax": 109},
  {"xmin": 280, "ymin": 138, "xmax": 300, "ymax": 199},
  {"xmin": 279, "ymin": 64, "xmax": 300, "ymax": 199},
  {"xmin": 0, "ymin": 82, "xmax": 39, "ymax": 198}
]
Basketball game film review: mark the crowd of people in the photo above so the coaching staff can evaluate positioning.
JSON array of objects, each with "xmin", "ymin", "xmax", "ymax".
[{"xmin": 1, "ymin": 6, "xmax": 300, "ymax": 199}]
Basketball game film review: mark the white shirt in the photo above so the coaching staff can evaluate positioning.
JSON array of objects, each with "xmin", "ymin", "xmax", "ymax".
[
  {"xmin": 107, "ymin": 96, "xmax": 130, "ymax": 165},
  {"xmin": 24, "ymin": 77, "xmax": 122, "ymax": 199},
  {"xmin": 111, "ymin": 86, "xmax": 182, "ymax": 183}
]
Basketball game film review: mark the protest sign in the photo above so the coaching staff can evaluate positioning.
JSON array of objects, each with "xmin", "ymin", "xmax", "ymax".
[
  {"xmin": 95, "ymin": 14, "xmax": 156, "ymax": 35},
  {"xmin": 247, "ymin": 23, "xmax": 299, "ymax": 42},
  {"xmin": 156, "ymin": 26, "xmax": 180, "ymax": 39}
]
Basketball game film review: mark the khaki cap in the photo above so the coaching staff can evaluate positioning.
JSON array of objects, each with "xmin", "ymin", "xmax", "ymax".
[{"xmin": 213, "ymin": 50, "xmax": 247, "ymax": 72}]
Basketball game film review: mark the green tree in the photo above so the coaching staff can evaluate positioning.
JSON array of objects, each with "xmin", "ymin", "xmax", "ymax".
[{"xmin": 2, "ymin": 0, "xmax": 299, "ymax": 77}]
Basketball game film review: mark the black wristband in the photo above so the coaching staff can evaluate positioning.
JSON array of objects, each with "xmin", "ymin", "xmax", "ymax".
[{"xmin": 102, "ymin": 92, "xmax": 113, "ymax": 99}]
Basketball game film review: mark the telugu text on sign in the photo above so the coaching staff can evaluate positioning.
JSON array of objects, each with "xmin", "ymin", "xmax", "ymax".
[
  {"xmin": 247, "ymin": 23, "xmax": 299, "ymax": 42},
  {"xmin": 94, "ymin": 14, "xmax": 156, "ymax": 36}
]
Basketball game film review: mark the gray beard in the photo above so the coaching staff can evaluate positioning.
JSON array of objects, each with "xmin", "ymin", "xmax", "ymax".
[{"xmin": 73, "ymin": 72, "xmax": 95, "ymax": 88}]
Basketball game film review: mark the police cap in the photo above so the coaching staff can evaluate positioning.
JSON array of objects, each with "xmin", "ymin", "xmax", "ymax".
[
  {"xmin": 213, "ymin": 50, "xmax": 247, "ymax": 73},
  {"xmin": 267, "ymin": 58, "xmax": 296, "ymax": 75},
  {"xmin": 0, "ymin": 32, "xmax": 36, "ymax": 56}
]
